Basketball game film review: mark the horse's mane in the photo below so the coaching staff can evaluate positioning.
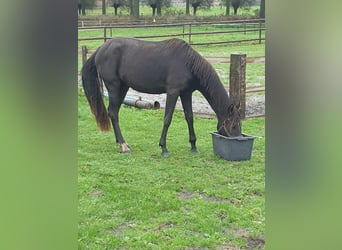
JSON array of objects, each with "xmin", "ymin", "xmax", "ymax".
[
  {"xmin": 187, "ymin": 46, "xmax": 222, "ymax": 93},
  {"xmin": 163, "ymin": 39, "xmax": 224, "ymax": 95},
  {"xmin": 162, "ymin": 39, "xmax": 230, "ymax": 117}
]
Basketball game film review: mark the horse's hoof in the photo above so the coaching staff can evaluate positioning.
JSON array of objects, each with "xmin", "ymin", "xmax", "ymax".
[
  {"xmin": 191, "ymin": 148, "xmax": 199, "ymax": 154},
  {"xmin": 120, "ymin": 143, "xmax": 131, "ymax": 154},
  {"xmin": 162, "ymin": 151, "xmax": 169, "ymax": 157},
  {"xmin": 121, "ymin": 149, "xmax": 131, "ymax": 154}
]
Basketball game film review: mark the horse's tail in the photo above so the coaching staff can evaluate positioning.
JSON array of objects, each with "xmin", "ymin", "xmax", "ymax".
[{"xmin": 81, "ymin": 51, "xmax": 111, "ymax": 131}]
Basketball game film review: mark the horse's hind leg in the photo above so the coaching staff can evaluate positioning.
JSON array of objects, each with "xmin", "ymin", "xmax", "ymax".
[
  {"xmin": 107, "ymin": 83, "xmax": 130, "ymax": 153},
  {"xmin": 180, "ymin": 91, "xmax": 198, "ymax": 153}
]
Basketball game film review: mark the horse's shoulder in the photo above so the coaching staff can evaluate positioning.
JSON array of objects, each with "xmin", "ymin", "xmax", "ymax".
[
  {"xmin": 166, "ymin": 38, "xmax": 187, "ymax": 46},
  {"xmin": 160, "ymin": 38, "xmax": 190, "ymax": 53}
]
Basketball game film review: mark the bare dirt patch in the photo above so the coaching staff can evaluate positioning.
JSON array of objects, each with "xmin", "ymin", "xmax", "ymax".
[
  {"xmin": 177, "ymin": 191, "xmax": 242, "ymax": 207},
  {"xmin": 107, "ymin": 222, "xmax": 134, "ymax": 236},
  {"xmin": 126, "ymin": 89, "xmax": 264, "ymax": 118},
  {"xmin": 224, "ymin": 228, "xmax": 265, "ymax": 249},
  {"xmin": 89, "ymin": 189, "xmax": 103, "ymax": 197}
]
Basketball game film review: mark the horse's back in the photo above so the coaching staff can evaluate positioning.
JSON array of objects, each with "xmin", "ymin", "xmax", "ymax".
[{"xmin": 95, "ymin": 38, "xmax": 194, "ymax": 94}]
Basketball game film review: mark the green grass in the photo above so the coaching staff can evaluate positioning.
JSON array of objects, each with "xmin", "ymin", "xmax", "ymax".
[
  {"xmin": 78, "ymin": 92, "xmax": 265, "ymax": 249},
  {"xmin": 77, "ymin": 10, "xmax": 265, "ymax": 85},
  {"xmin": 78, "ymin": 24, "xmax": 265, "ymax": 88},
  {"xmin": 78, "ymin": 24, "xmax": 264, "ymax": 49},
  {"xmin": 82, "ymin": 5, "xmax": 260, "ymax": 17}
]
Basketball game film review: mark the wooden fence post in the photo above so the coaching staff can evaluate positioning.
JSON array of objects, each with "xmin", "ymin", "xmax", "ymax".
[
  {"xmin": 229, "ymin": 53, "xmax": 247, "ymax": 119},
  {"xmin": 259, "ymin": 21, "xmax": 262, "ymax": 44},
  {"xmin": 104, "ymin": 27, "xmax": 107, "ymax": 42},
  {"xmin": 188, "ymin": 23, "xmax": 192, "ymax": 44},
  {"xmin": 81, "ymin": 45, "xmax": 88, "ymax": 66}
]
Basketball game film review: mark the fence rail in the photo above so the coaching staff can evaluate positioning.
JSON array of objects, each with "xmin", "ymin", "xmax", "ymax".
[
  {"xmin": 79, "ymin": 47, "xmax": 265, "ymax": 65},
  {"xmin": 78, "ymin": 19, "xmax": 265, "ymax": 46},
  {"xmin": 79, "ymin": 45, "xmax": 265, "ymax": 119}
]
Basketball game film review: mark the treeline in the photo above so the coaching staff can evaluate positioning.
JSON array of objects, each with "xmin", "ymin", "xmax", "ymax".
[{"xmin": 78, "ymin": 0, "xmax": 265, "ymax": 19}]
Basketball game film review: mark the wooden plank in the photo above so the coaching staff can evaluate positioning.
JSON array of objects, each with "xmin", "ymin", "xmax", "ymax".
[
  {"xmin": 206, "ymin": 57, "xmax": 265, "ymax": 64},
  {"xmin": 224, "ymin": 86, "xmax": 265, "ymax": 93}
]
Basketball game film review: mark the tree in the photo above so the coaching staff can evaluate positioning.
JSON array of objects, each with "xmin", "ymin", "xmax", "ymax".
[
  {"xmin": 260, "ymin": 0, "xmax": 265, "ymax": 18},
  {"xmin": 225, "ymin": 0, "xmax": 230, "ymax": 16},
  {"xmin": 190, "ymin": 0, "xmax": 213, "ymax": 16},
  {"xmin": 130, "ymin": 0, "xmax": 140, "ymax": 20},
  {"xmin": 102, "ymin": 0, "xmax": 106, "ymax": 14},
  {"xmin": 228, "ymin": 0, "xmax": 256, "ymax": 15},
  {"xmin": 78, "ymin": 1, "xmax": 82, "ymax": 15},
  {"xmin": 148, "ymin": 0, "xmax": 158, "ymax": 16},
  {"xmin": 111, "ymin": 0, "xmax": 127, "ymax": 15},
  {"xmin": 156, "ymin": 0, "xmax": 164, "ymax": 16},
  {"xmin": 79, "ymin": 0, "xmax": 96, "ymax": 15},
  {"xmin": 191, "ymin": 0, "xmax": 201, "ymax": 16},
  {"xmin": 186, "ymin": 0, "xmax": 190, "ymax": 15},
  {"xmin": 147, "ymin": 0, "xmax": 170, "ymax": 17},
  {"xmin": 231, "ymin": 0, "xmax": 240, "ymax": 15}
]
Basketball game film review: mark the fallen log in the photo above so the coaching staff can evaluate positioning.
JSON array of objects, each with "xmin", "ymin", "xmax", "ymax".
[{"xmin": 123, "ymin": 96, "xmax": 160, "ymax": 109}]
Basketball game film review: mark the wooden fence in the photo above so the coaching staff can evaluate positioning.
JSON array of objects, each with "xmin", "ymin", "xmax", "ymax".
[
  {"xmin": 80, "ymin": 45, "xmax": 264, "ymax": 119},
  {"xmin": 78, "ymin": 19, "xmax": 265, "ymax": 46}
]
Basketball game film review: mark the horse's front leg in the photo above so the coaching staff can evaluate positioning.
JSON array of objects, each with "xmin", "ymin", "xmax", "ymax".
[
  {"xmin": 107, "ymin": 84, "xmax": 130, "ymax": 153},
  {"xmin": 180, "ymin": 91, "xmax": 198, "ymax": 153},
  {"xmin": 159, "ymin": 93, "xmax": 179, "ymax": 157}
]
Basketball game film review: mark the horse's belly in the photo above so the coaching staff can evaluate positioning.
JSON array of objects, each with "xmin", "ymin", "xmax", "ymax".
[
  {"xmin": 119, "ymin": 60, "xmax": 188, "ymax": 94},
  {"xmin": 121, "ymin": 73, "xmax": 167, "ymax": 94},
  {"xmin": 130, "ymin": 84, "xmax": 166, "ymax": 94}
]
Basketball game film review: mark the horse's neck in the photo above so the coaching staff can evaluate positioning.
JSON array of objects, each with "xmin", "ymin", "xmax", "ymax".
[{"xmin": 199, "ymin": 80, "xmax": 230, "ymax": 121}]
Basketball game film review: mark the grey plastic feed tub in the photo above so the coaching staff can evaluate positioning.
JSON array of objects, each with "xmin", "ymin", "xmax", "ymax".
[{"xmin": 211, "ymin": 132, "xmax": 255, "ymax": 161}]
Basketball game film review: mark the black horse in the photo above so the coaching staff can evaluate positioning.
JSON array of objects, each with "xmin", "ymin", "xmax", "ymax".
[{"xmin": 81, "ymin": 37, "xmax": 241, "ymax": 156}]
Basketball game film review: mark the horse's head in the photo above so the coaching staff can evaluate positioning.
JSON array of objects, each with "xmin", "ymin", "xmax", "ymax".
[{"xmin": 217, "ymin": 104, "xmax": 242, "ymax": 137}]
